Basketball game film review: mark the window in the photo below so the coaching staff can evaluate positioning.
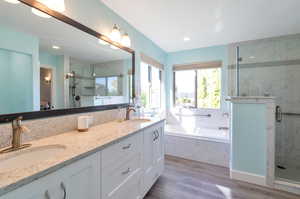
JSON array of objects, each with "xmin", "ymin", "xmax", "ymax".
[
  {"xmin": 174, "ymin": 67, "xmax": 221, "ymax": 109},
  {"xmin": 141, "ymin": 62, "xmax": 162, "ymax": 110},
  {"xmin": 95, "ymin": 76, "xmax": 120, "ymax": 96}
]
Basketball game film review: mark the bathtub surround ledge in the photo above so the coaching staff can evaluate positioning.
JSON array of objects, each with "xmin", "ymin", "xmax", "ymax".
[{"xmin": 165, "ymin": 134, "xmax": 230, "ymax": 167}]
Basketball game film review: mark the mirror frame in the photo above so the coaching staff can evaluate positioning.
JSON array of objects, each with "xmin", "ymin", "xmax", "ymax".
[{"xmin": 0, "ymin": 0, "xmax": 135, "ymax": 123}]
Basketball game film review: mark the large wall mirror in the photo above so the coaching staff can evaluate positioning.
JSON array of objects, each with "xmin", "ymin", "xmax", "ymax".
[{"xmin": 0, "ymin": 0, "xmax": 134, "ymax": 122}]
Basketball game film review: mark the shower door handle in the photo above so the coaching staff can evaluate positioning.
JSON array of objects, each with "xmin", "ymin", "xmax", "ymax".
[{"xmin": 276, "ymin": 106, "xmax": 282, "ymax": 123}]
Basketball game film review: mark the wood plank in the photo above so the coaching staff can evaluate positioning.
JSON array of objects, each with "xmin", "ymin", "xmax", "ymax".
[{"xmin": 144, "ymin": 155, "xmax": 299, "ymax": 199}]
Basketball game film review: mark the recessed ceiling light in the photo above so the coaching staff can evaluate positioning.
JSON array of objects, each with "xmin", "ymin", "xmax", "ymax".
[
  {"xmin": 52, "ymin": 45, "xmax": 60, "ymax": 49},
  {"xmin": 183, "ymin": 37, "xmax": 190, "ymax": 41},
  {"xmin": 249, "ymin": 56, "xmax": 256, "ymax": 59}
]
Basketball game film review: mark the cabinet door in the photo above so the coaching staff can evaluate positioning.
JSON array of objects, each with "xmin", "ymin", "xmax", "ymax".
[
  {"xmin": 62, "ymin": 153, "xmax": 100, "ymax": 199},
  {"xmin": 1, "ymin": 174, "xmax": 60, "ymax": 199},
  {"xmin": 143, "ymin": 126, "xmax": 156, "ymax": 193},
  {"xmin": 1, "ymin": 189, "xmax": 49, "ymax": 199},
  {"xmin": 154, "ymin": 124, "xmax": 165, "ymax": 173},
  {"xmin": 1, "ymin": 152, "xmax": 100, "ymax": 199}
]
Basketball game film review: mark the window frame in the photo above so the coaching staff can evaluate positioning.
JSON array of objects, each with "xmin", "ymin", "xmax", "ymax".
[
  {"xmin": 173, "ymin": 67, "xmax": 221, "ymax": 109},
  {"xmin": 141, "ymin": 63, "xmax": 163, "ymax": 109},
  {"xmin": 95, "ymin": 75, "xmax": 121, "ymax": 96}
]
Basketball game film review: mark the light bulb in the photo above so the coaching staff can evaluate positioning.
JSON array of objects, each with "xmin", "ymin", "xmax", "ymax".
[
  {"xmin": 110, "ymin": 24, "xmax": 121, "ymax": 43},
  {"xmin": 3, "ymin": 0, "xmax": 20, "ymax": 4},
  {"xmin": 121, "ymin": 33, "xmax": 131, "ymax": 47}
]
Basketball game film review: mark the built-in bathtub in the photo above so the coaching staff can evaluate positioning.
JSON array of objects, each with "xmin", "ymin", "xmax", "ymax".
[{"xmin": 165, "ymin": 108, "xmax": 230, "ymax": 167}]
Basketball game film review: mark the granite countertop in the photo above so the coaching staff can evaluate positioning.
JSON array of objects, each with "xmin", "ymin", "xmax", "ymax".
[{"xmin": 0, "ymin": 118, "xmax": 165, "ymax": 196}]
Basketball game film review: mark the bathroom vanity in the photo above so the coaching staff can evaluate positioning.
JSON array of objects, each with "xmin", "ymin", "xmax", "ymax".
[
  {"xmin": 0, "ymin": 1, "xmax": 167, "ymax": 198},
  {"xmin": 0, "ymin": 119, "xmax": 165, "ymax": 199}
]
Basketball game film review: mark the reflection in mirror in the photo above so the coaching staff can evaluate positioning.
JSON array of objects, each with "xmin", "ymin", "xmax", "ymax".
[{"xmin": 0, "ymin": 1, "xmax": 133, "ymax": 115}]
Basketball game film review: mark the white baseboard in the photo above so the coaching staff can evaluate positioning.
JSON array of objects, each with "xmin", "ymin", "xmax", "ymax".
[
  {"xmin": 274, "ymin": 180, "xmax": 300, "ymax": 195},
  {"xmin": 230, "ymin": 169, "xmax": 266, "ymax": 187}
]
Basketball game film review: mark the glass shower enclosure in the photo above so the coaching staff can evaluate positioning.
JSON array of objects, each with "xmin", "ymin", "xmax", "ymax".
[{"xmin": 228, "ymin": 34, "xmax": 300, "ymax": 184}]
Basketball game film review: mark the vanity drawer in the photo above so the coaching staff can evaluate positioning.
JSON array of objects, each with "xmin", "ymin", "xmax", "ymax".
[
  {"xmin": 106, "ymin": 171, "xmax": 142, "ymax": 199},
  {"xmin": 102, "ymin": 154, "xmax": 142, "ymax": 199},
  {"xmin": 102, "ymin": 133, "xmax": 142, "ymax": 169}
]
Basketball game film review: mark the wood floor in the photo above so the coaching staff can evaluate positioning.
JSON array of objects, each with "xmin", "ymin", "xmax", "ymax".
[{"xmin": 144, "ymin": 156, "xmax": 299, "ymax": 199}]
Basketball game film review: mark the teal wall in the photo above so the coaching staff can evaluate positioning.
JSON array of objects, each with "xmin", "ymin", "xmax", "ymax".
[
  {"xmin": 39, "ymin": 51, "xmax": 65, "ymax": 109},
  {"xmin": 231, "ymin": 103, "xmax": 267, "ymax": 176},
  {"xmin": 64, "ymin": 0, "xmax": 167, "ymax": 96},
  {"xmin": 166, "ymin": 45, "xmax": 228, "ymax": 111},
  {"xmin": 0, "ymin": 49, "xmax": 33, "ymax": 114},
  {"xmin": 0, "ymin": 25, "xmax": 39, "ymax": 112}
]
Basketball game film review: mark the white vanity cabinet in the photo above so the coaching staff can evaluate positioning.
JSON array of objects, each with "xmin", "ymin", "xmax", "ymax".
[
  {"xmin": 142, "ymin": 122, "xmax": 165, "ymax": 196},
  {"xmin": 0, "ymin": 120, "xmax": 165, "ymax": 199},
  {"xmin": 101, "ymin": 133, "xmax": 143, "ymax": 199},
  {"xmin": 1, "ymin": 152, "xmax": 100, "ymax": 199}
]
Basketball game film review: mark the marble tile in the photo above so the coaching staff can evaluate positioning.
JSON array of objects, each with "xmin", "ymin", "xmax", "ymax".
[
  {"xmin": 0, "ymin": 109, "xmax": 126, "ymax": 148},
  {"xmin": 164, "ymin": 134, "xmax": 230, "ymax": 167}
]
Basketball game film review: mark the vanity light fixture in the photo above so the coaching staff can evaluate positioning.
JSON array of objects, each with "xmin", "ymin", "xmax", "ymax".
[
  {"xmin": 98, "ymin": 25, "xmax": 131, "ymax": 48},
  {"xmin": 110, "ymin": 24, "xmax": 121, "ymax": 43},
  {"xmin": 121, "ymin": 33, "xmax": 131, "ymax": 47},
  {"xmin": 32, "ymin": 0, "xmax": 65, "ymax": 18},
  {"xmin": 44, "ymin": 75, "xmax": 51, "ymax": 84},
  {"xmin": 3, "ymin": 0, "xmax": 20, "ymax": 4},
  {"xmin": 52, "ymin": 45, "xmax": 60, "ymax": 49}
]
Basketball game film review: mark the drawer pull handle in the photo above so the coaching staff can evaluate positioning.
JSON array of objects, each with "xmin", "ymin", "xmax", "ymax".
[
  {"xmin": 122, "ymin": 168, "xmax": 131, "ymax": 175},
  {"xmin": 61, "ymin": 182, "xmax": 67, "ymax": 199},
  {"xmin": 45, "ymin": 190, "xmax": 51, "ymax": 199},
  {"xmin": 153, "ymin": 132, "xmax": 157, "ymax": 141},
  {"xmin": 153, "ymin": 130, "xmax": 159, "ymax": 141},
  {"xmin": 122, "ymin": 144, "xmax": 132, "ymax": 150}
]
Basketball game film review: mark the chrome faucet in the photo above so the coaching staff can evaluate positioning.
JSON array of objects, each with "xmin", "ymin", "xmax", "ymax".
[
  {"xmin": 0, "ymin": 116, "xmax": 31, "ymax": 154},
  {"xmin": 125, "ymin": 106, "xmax": 136, "ymax": 120}
]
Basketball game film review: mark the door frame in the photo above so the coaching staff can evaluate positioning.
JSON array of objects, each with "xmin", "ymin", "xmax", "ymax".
[{"xmin": 40, "ymin": 65, "xmax": 57, "ymax": 109}]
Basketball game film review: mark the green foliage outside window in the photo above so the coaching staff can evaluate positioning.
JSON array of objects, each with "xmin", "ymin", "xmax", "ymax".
[{"xmin": 197, "ymin": 68, "xmax": 221, "ymax": 109}]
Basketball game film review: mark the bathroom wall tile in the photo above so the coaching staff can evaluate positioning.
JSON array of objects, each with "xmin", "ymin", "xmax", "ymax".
[
  {"xmin": 0, "ymin": 109, "xmax": 125, "ymax": 148},
  {"xmin": 165, "ymin": 135, "xmax": 230, "ymax": 167}
]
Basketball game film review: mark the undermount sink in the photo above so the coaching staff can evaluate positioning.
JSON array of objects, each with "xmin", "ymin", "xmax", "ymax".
[{"xmin": 0, "ymin": 144, "xmax": 66, "ymax": 173}]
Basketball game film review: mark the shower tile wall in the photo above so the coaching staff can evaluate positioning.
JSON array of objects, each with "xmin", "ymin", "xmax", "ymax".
[{"xmin": 228, "ymin": 34, "xmax": 300, "ymax": 171}]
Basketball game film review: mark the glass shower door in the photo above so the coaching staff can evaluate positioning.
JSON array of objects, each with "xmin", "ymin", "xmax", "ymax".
[{"xmin": 229, "ymin": 35, "xmax": 300, "ymax": 184}]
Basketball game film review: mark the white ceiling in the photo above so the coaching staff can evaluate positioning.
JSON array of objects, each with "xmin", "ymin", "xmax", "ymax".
[
  {"xmin": 0, "ymin": 1, "xmax": 131, "ymax": 64},
  {"xmin": 102, "ymin": 0, "xmax": 300, "ymax": 52}
]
